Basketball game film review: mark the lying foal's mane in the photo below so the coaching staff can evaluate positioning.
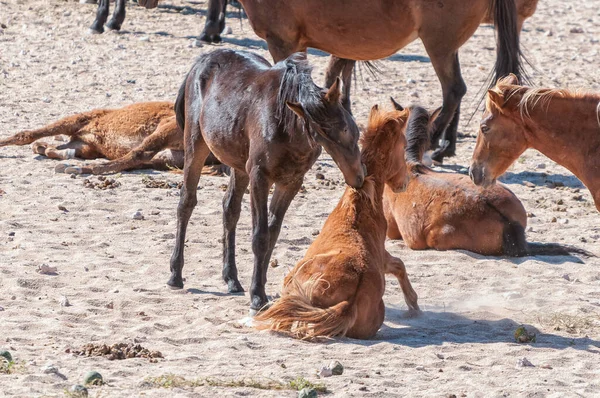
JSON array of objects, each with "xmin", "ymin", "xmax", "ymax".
[
  {"xmin": 491, "ymin": 77, "xmax": 600, "ymax": 128},
  {"xmin": 276, "ymin": 53, "xmax": 329, "ymax": 138},
  {"xmin": 404, "ymin": 106, "xmax": 432, "ymax": 164}
]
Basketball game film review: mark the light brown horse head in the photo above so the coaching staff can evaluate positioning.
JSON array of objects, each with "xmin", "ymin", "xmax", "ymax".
[
  {"xmin": 470, "ymin": 74, "xmax": 529, "ymax": 187},
  {"xmin": 287, "ymin": 76, "xmax": 365, "ymax": 188},
  {"xmin": 138, "ymin": 0, "xmax": 160, "ymax": 9},
  {"xmin": 361, "ymin": 100, "xmax": 410, "ymax": 192}
]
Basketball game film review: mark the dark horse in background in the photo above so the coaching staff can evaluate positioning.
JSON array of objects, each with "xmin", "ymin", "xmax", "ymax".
[
  {"xmin": 201, "ymin": 0, "xmax": 538, "ymax": 163},
  {"xmin": 168, "ymin": 49, "xmax": 365, "ymax": 312},
  {"xmin": 87, "ymin": 0, "xmax": 237, "ymax": 36}
]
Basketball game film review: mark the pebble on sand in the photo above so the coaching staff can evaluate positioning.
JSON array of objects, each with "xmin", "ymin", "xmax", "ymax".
[
  {"xmin": 132, "ymin": 211, "xmax": 144, "ymax": 220},
  {"xmin": 84, "ymin": 370, "xmax": 104, "ymax": 385},
  {"xmin": 516, "ymin": 357, "xmax": 535, "ymax": 368}
]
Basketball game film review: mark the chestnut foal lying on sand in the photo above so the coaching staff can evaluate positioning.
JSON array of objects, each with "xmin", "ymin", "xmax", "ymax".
[
  {"xmin": 256, "ymin": 101, "xmax": 420, "ymax": 339},
  {"xmin": 470, "ymin": 74, "xmax": 600, "ymax": 212},
  {"xmin": 384, "ymin": 103, "xmax": 587, "ymax": 258},
  {"xmin": 0, "ymin": 102, "xmax": 224, "ymax": 175}
]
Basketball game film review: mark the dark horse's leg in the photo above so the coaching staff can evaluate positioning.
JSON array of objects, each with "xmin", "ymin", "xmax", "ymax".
[
  {"xmin": 249, "ymin": 179, "xmax": 302, "ymax": 312},
  {"xmin": 222, "ymin": 169, "xmax": 250, "ymax": 293},
  {"xmin": 106, "ymin": 0, "xmax": 126, "ymax": 31},
  {"xmin": 89, "ymin": 0, "xmax": 110, "ymax": 34},
  {"xmin": 425, "ymin": 51, "xmax": 466, "ymax": 163},
  {"xmin": 325, "ymin": 56, "xmax": 355, "ymax": 114},
  {"xmin": 167, "ymin": 125, "xmax": 211, "ymax": 289},
  {"xmin": 199, "ymin": 0, "xmax": 227, "ymax": 43}
]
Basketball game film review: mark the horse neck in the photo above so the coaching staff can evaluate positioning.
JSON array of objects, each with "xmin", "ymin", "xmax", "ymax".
[{"xmin": 520, "ymin": 95, "xmax": 600, "ymax": 180}]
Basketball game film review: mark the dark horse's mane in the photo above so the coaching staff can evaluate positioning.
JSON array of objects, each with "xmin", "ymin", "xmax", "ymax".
[
  {"xmin": 405, "ymin": 106, "xmax": 432, "ymax": 164},
  {"xmin": 276, "ymin": 53, "xmax": 329, "ymax": 141}
]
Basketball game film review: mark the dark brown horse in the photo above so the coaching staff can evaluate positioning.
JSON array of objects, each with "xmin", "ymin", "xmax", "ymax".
[
  {"xmin": 202, "ymin": 0, "xmax": 538, "ymax": 162},
  {"xmin": 384, "ymin": 103, "xmax": 590, "ymax": 258},
  {"xmin": 168, "ymin": 49, "xmax": 365, "ymax": 312}
]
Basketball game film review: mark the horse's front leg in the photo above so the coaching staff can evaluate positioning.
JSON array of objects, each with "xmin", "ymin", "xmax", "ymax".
[
  {"xmin": 106, "ymin": 0, "xmax": 126, "ymax": 31},
  {"xmin": 89, "ymin": 0, "xmax": 110, "ymax": 34},
  {"xmin": 264, "ymin": 180, "xmax": 302, "ymax": 267},
  {"xmin": 222, "ymin": 169, "xmax": 250, "ymax": 293},
  {"xmin": 425, "ymin": 50, "xmax": 466, "ymax": 163}
]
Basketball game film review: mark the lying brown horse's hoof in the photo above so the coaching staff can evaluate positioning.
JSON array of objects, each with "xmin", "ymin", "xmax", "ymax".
[
  {"xmin": 64, "ymin": 166, "xmax": 92, "ymax": 175},
  {"xmin": 54, "ymin": 163, "xmax": 72, "ymax": 174}
]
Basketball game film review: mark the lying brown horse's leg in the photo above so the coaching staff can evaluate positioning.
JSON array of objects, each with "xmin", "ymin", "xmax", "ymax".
[
  {"xmin": 425, "ymin": 51, "xmax": 466, "ymax": 163},
  {"xmin": 105, "ymin": 0, "xmax": 126, "ymax": 31},
  {"xmin": 89, "ymin": 0, "xmax": 110, "ymax": 34},
  {"xmin": 385, "ymin": 254, "xmax": 420, "ymax": 315},
  {"xmin": 222, "ymin": 169, "xmax": 250, "ymax": 293},
  {"xmin": 324, "ymin": 57, "xmax": 355, "ymax": 114},
  {"xmin": 34, "ymin": 140, "xmax": 100, "ymax": 161},
  {"xmin": 168, "ymin": 127, "xmax": 211, "ymax": 289}
]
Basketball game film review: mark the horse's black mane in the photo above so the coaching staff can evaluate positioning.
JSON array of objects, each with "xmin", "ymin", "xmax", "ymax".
[
  {"xmin": 276, "ymin": 53, "xmax": 329, "ymax": 136},
  {"xmin": 405, "ymin": 106, "xmax": 431, "ymax": 164}
]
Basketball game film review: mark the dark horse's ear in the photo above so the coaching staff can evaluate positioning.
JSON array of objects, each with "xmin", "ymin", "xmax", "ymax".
[
  {"xmin": 325, "ymin": 77, "xmax": 343, "ymax": 104},
  {"xmin": 487, "ymin": 90, "xmax": 506, "ymax": 108},
  {"xmin": 286, "ymin": 101, "xmax": 306, "ymax": 118},
  {"xmin": 390, "ymin": 97, "xmax": 404, "ymax": 111}
]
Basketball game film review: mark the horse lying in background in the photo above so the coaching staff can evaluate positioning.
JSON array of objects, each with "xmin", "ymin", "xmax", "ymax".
[
  {"xmin": 255, "ymin": 101, "xmax": 419, "ymax": 340},
  {"xmin": 0, "ymin": 102, "xmax": 225, "ymax": 175},
  {"xmin": 470, "ymin": 74, "xmax": 600, "ymax": 213}
]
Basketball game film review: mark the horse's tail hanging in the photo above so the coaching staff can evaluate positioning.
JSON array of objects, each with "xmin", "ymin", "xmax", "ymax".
[
  {"xmin": 254, "ymin": 274, "xmax": 357, "ymax": 339},
  {"xmin": 174, "ymin": 71, "xmax": 190, "ymax": 133},
  {"xmin": 492, "ymin": 0, "xmax": 530, "ymax": 85}
]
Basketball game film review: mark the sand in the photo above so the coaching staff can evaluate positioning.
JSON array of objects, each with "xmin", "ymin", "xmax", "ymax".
[{"xmin": 0, "ymin": 0, "xmax": 599, "ymax": 397}]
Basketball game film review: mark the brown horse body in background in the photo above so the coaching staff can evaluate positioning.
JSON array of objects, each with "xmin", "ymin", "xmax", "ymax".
[
  {"xmin": 384, "ymin": 105, "xmax": 529, "ymax": 256},
  {"xmin": 0, "ymin": 102, "xmax": 223, "ymax": 175},
  {"xmin": 255, "ymin": 102, "xmax": 419, "ymax": 339},
  {"xmin": 203, "ymin": 0, "xmax": 538, "ymax": 162},
  {"xmin": 470, "ymin": 75, "xmax": 600, "ymax": 213},
  {"xmin": 169, "ymin": 49, "xmax": 365, "ymax": 312}
]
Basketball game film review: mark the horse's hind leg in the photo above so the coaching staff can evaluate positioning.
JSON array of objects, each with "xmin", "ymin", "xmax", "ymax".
[
  {"xmin": 89, "ymin": 0, "xmax": 110, "ymax": 34},
  {"xmin": 167, "ymin": 128, "xmax": 211, "ymax": 289},
  {"xmin": 325, "ymin": 57, "xmax": 355, "ymax": 114},
  {"xmin": 385, "ymin": 254, "xmax": 420, "ymax": 314},
  {"xmin": 106, "ymin": 0, "xmax": 126, "ymax": 31},
  {"xmin": 222, "ymin": 169, "xmax": 250, "ymax": 293},
  {"xmin": 199, "ymin": 0, "xmax": 227, "ymax": 43},
  {"xmin": 424, "ymin": 50, "xmax": 466, "ymax": 163}
]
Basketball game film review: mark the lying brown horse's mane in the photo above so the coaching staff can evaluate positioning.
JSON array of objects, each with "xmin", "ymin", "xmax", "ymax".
[
  {"xmin": 276, "ymin": 53, "xmax": 328, "ymax": 139},
  {"xmin": 490, "ymin": 76, "xmax": 600, "ymax": 128}
]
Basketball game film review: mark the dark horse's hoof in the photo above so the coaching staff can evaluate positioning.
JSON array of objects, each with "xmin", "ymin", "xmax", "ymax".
[
  {"xmin": 227, "ymin": 279, "xmax": 245, "ymax": 294},
  {"xmin": 250, "ymin": 296, "xmax": 270, "ymax": 312},
  {"xmin": 199, "ymin": 32, "xmax": 222, "ymax": 44},
  {"xmin": 87, "ymin": 27, "xmax": 104, "ymax": 35},
  {"xmin": 167, "ymin": 275, "xmax": 184, "ymax": 290},
  {"xmin": 105, "ymin": 20, "xmax": 122, "ymax": 31}
]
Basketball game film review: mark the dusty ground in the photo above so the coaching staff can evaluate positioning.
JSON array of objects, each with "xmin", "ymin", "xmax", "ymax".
[{"xmin": 1, "ymin": 0, "xmax": 599, "ymax": 397}]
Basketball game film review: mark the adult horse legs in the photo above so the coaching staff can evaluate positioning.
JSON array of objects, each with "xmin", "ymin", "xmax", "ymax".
[
  {"xmin": 222, "ymin": 169, "xmax": 250, "ymax": 293},
  {"xmin": 89, "ymin": 0, "xmax": 110, "ymax": 34},
  {"xmin": 426, "ymin": 51, "xmax": 466, "ymax": 163},
  {"xmin": 167, "ymin": 127, "xmax": 211, "ymax": 289},
  {"xmin": 199, "ymin": 0, "xmax": 227, "ymax": 43},
  {"xmin": 325, "ymin": 57, "xmax": 355, "ymax": 114},
  {"xmin": 106, "ymin": 0, "xmax": 126, "ymax": 31}
]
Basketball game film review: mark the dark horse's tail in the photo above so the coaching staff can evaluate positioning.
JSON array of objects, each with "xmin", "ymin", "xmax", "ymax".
[
  {"xmin": 174, "ymin": 72, "xmax": 189, "ymax": 133},
  {"xmin": 492, "ymin": 0, "xmax": 529, "ymax": 84}
]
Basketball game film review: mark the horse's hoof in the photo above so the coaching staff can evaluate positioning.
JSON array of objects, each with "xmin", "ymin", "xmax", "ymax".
[
  {"xmin": 64, "ymin": 166, "xmax": 83, "ymax": 175},
  {"xmin": 167, "ymin": 276, "xmax": 184, "ymax": 290},
  {"xmin": 405, "ymin": 308, "xmax": 422, "ymax": 318},
  {"xmin": 87, "ymin": 28, "xmax": 103, "ymax": 35},
  {"xmin": 227, "ymin": 279, "xmax": 245, "ymax": 294},
  {"xmin": 105, "ymin": 21, "xmax": 122, "ymax": 31},
  {"xmin": 199, "ymin": 33, "xmax": 221, "ymax": 44},
  {"xmin": 249, "ymin": 298, "xmax": 271, "ymax": 313},
  {"xmin": 54, "ymin": 163, "xmax": 72, "ymax": 174}
]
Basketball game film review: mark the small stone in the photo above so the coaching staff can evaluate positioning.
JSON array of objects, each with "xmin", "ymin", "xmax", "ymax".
[
  {"xmin": 0, "ymin": 351, "xmax": 13, "ymax": 362},
  {"xmin": 84, "ymin": 371, "xmax": 103, "ymax": 385},
  {"xmin": 69, "ymin": 385, "xmax": 88, "ymax": 397},
  {"xmin": 317, "ymin": 366, "xmax": 333, "ymax": 378},
  {"xmin": 106, "ymin": 302, "xmax": 114, "ymax": 309},
  {"xmin": 406, "ymin": 78, "xmax": 417, "ymax": 84},
  {"xmin": 562, "ymin": 274, "xmax": 571, "ymax": 281},
  {"xmin": 526, "ymin": 212, "xmax": 535, "ymax": 218},
  {"xmin": 540, "ymin": 364, "xmax": 553, "ymax": 369},
  {"xmin": 132, "ymin": 211, "xmax": 144, "ymax": 220},
  {"xmin": 38, "ymin": 264, "xmax": 58, "ymax": 275},
  {"xmin": 150, "ymin": 210, "xmax": 160, "ymax": 215},
  {"xmin": 536, "ymin": 163, "xmax": 546, "ymax": 169},
  {"xmin": 559, "ymin": 218, "xmax": 569, "ymax": 225},
  {"xmin": 545, "ymin": 30, "xmax": 553, "ymax": 37},
  {"xmin": 551, "ymin": 217, "xmax": 557, "ymax": 223},
  {"xmin": 516, "ymin": 357, "xmax": 535, "ymax": 368},
  {"xmin": 269, "ymin": 259, "xmax": 279, "ymax": 268},
  {"xmin": 523, "ymin": 181, "xmax": 535, "ymax": 188},
  {"xmin": 58, "ymin": 204, "xmax": 68, "ymax": 212},
  {"xmin": 330, "ymin": 360, "xmax": 344, "ymax": 375},
  {"xmin": 298, "ymin": 387, "xmax": 318, "ymax": 398},
  {"xmin": 139, "ymin": 36, "xmax": 150, "ymax": 42},
  {"xmin": 556, "ymin": 199, "xmax": 564, "ymax": 205},
  {"xmin": 223, "ymin": 25, "xmax": 233, "ymax": 35},
  {"xmin": 416, "ymin": 365, "xmax": 425, "ymax": 371},
  {"xmin": 311, "ymin": 229, "xmax": 320, "ymax": 236},
  {"xmin": 514, "ymin": 326, "xmax": 536, "ymax": 343},
  {"xmin": 436, "ymin": 353, "xmax": 445, "ymax": 359},
  {"xmin": 8, "ymin": 232, "xmax": 15, "ymax": 237},
  {"xmin": 41, "ymin": 363, "xmax": 59, "ymax": 374},
  {"xmin": 42, "ymin": 97, "xmax": 51, "ymax": 103},
  {"xmin": 503, "ymin": 291, "xmax": 523, "ymax": 300},
  {"xmin": 410, "ymin": 91, "xmax": 419, "ymax": 98},
  {"xmin": 315, "ymin": 173, "xmax": 325, "ymax": 180},
  {"xmin": 569, "ymin": 27, "xmax": 584, "ymax": 34},
  {"xmin": 60, "ymin": 295, "xmax": 71, "ymax": 307},
  {"xmin": 63, "ymin": 11, "xmax": 72, "ymax": 17}
]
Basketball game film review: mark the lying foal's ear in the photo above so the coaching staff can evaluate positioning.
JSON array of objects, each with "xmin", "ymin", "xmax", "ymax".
[
  {"xmin": 286, "ymin": 101, "xmax": 306, "ymax": 118},
  {"xmin": 505, "ymin": 73, "xmax": 519, "ymax": 85},
  {"xmin": 487, "ymin": 89, "xmax": 506, "ymax": 108},
  {"xmin": 390, "ymin": 97, "xmax": 404, "ymax": 111},
  {"xmin": 325, "ymin": 77, "xmax": 343, "ymax": 104}
]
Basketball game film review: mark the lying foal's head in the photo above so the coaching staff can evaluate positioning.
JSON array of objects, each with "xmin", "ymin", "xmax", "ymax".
[
  {"xmin": 280, "ymin": 54, "xmax": 364, "ymax": 188},
  {"xmin": 470, "ymin": 74, "xmax": 529, "ymax": 187},
  {"xmin": 360, "ymin": 98, "xmax": 410, "ymax": 193}
]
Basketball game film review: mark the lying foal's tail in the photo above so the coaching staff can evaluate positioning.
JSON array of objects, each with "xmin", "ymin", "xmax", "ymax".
[
  {"xmin": 502, "ymin": 223, "xmax": 595, "ymax": 261},
  {"xmin": 255, "ymin": 275, "xmax": 356, "ymax": 339},
  {"xmin": 0, "ymin": 111, "xmax": 100, "ymax": 148},
  {"xmin": 492, "ymin": 0, "xmax": 529, "ymax": 84}
]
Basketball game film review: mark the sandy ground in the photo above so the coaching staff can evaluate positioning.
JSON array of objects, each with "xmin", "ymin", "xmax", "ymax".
[{"xmin": 1, "ymin": 0, "xmax": 599, "ymax": 397}]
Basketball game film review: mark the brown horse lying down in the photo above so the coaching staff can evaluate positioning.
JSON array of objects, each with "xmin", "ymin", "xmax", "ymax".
[
  {"xmin": 470, "ymin": 74, "xmax": 600, "ymax": 212},
  {"xmin": 255, "ymin": 101, "xmax": 420, "ymax": 339},
  {"xmin": 384, "ymin": 103, "xmax": 587, "ymax": 257},
  {"xmin": 0, "ymin": 102, "xmax": 224, "ymax": 175}
]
